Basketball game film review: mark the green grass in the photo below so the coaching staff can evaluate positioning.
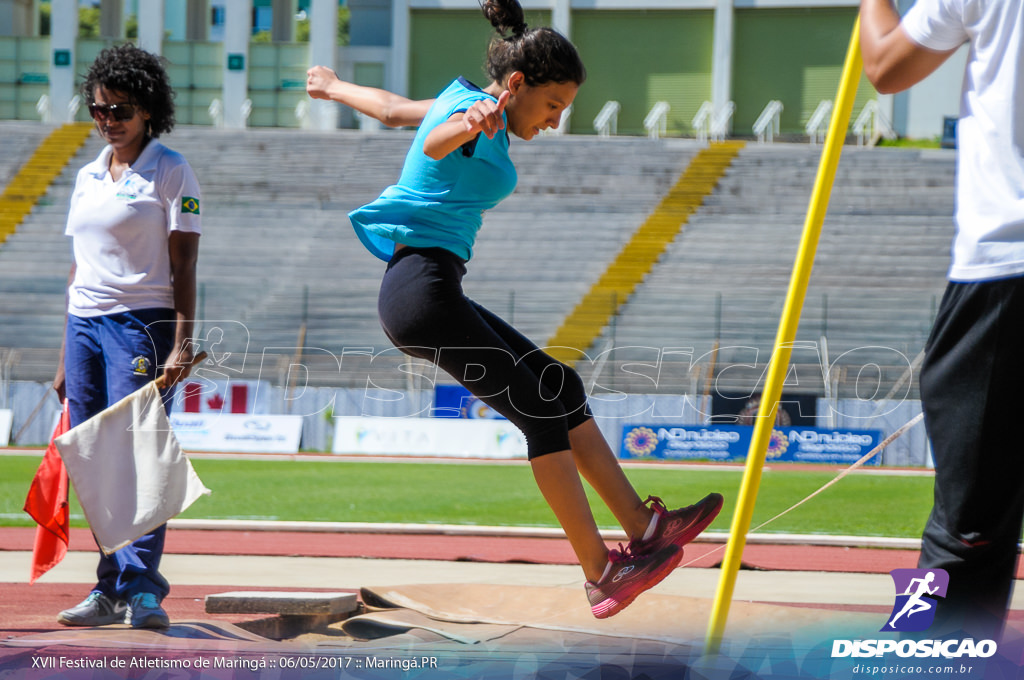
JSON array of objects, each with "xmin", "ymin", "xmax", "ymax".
[
  {"xmin": 876, "ymin": 136, "xmax": 943, "ymax": 149},
  {"xmin": 1, "ymin": 456, "xmax": 935, "ymax": 538}
]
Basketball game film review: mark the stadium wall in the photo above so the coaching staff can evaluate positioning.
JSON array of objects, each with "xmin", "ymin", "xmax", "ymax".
[
  {"xmin": 731, "ymin": 7, "xmax": 876, "ymax": 135},
  {"xmin": 407, "ymin": 9, "xmax": 553, "ymax": 103},
  {"xmin": 405, "ymin": 6, "xmax": 869, "ymax": 138},
  {"xmin": 0, "ymin": 0, "xmax": 962, "ymax": 138},
  {"xmin": 569, "ymin": 9, "xmax": 714, "ymax": 138}
]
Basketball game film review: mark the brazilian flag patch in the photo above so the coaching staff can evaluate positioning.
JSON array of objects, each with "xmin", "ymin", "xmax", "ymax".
[{"xmin": 182, "ymin": 196, "xmax": 200, "ymax": 215}]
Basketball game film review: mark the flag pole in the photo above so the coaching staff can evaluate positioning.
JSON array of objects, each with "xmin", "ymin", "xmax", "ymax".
[{"xmin": 704, "ymin": 18, "xmax": 864, "ymax": 655}]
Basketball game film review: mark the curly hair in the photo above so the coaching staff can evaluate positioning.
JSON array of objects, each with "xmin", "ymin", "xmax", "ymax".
[
  {"xmin": 81, "ymin": 43, "xmax": 176, "ymax": 137},
  {"xmin": 480, "ymin": 0, "xmax": 585, "ymax": 87}
]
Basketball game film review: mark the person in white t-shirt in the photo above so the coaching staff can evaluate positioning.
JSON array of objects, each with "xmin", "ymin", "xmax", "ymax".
[
  {"xmin": 53, "ymin": 44, "xmax": 201, "ymax": 630},
  {"xmin": 861, "ymin": 0, "xmax": 1024, "ymax": 640}
]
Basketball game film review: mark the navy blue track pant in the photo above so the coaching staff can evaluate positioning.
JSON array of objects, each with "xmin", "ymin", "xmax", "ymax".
[{"xmin": 63, "ymin": 307, "xmax": 176, "ymax": 601}]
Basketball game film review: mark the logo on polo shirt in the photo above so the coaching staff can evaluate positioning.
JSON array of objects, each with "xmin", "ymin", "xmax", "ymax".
[
  {"xmin": 116, "ymin": 178, "xmax": 139, "ymax": 200},
  {"xmin": 182, "ymin": 196, "xmax": 200, "ymax": 215},
  {"xmin": 131, "ymin": 356, "xmax": 151, "ymax": 375}
]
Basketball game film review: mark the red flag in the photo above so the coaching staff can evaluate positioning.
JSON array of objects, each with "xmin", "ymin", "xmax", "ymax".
[{"xmin": 23, "ymin": 401, "xmax": 71, "ymax": 583}]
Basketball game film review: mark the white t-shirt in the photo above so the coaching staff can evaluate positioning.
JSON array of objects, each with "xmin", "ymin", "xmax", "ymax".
[
  {"xmin": 902, "ymin": 0, "xmax": 1024, "ymax": 282},
  {"xmin": 66, "ymin": 139, "xmax": 201, "ymax": 316}
]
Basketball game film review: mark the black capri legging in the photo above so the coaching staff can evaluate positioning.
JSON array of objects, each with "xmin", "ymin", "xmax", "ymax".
[{"xmin": 378, "ymin": 246, "xmax": 592, "ymax": 459}]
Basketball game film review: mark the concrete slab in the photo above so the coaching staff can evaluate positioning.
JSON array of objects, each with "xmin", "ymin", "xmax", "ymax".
[
  {"xmin": 202, "ymin": 591, "xmax": 362, "ymax": 639},
  {"xmin": 205, "ymin": 591, "xmax": 359, "ymax": 616}
]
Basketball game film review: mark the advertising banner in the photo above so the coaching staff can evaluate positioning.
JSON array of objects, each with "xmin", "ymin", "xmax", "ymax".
[
  {"xmin": 169, "ymin": 413, "xmax": 303, "ymax": 454},
  {"xmin": 711, "ymin": 391, "xmax": 817, "ymax": 426},
  {"xmin": 620, "ymin": 424, "xmax": 883, "ymax": 465},
  {"xmin": 333, "ymin": 416, "xmax": 526, "ymax": 459},
  {"xmin": 432, "ymin": 384, "xmax": 506, "ymax": 419},
  {"xmin": 0, "ymin": 409, "xmax": 11, "ymax": 446}
]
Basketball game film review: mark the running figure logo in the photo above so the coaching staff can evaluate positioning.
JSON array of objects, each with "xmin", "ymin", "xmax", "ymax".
[{"xmin": 882, "ymin": 568, "xmax": 949, "ymax": 632}]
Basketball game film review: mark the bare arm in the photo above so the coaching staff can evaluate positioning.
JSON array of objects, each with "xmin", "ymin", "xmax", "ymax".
[
  {"xmin": 162, "ymin": 231, "xmax": 200, "ymax": 389},
  {"xmin": 422, "ymin": 90, "xmax": 509, "ymax": 160},
  {"xmin": 53, "ymin": 262, "xmax": 76, "ymax": 402},
  {"xmin": 860, "ymin": 0, "xmax": 958, "ymax": 93},
  {"xmin": 306, "ymin": 65, "xmax": 433, "ymax": 128}
]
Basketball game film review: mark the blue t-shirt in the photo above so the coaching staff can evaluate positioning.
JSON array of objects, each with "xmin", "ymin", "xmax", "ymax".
[{"xmin": 349, "ymin": 77, "xmax": 518, "ymax": 261}]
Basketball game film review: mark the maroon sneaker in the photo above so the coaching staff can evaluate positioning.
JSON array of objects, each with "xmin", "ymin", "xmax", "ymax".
[
  {"xmin": 630, "ymin": 493, "xmax": 723, "ymax": 555},
  {"xmin": 585, "ymin": 543, "xmax": 683, "ymax": 619}
]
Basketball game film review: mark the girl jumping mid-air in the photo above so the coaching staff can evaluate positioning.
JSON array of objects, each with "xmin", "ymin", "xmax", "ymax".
[{"xmin": 307, "ymin": 0, "xmax": 722, "ymax": 618}]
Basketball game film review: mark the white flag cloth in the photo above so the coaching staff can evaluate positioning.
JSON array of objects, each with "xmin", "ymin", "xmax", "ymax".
[{"xmin": 55, "ymin": 381, "xmax": 211, "ymax": 555}]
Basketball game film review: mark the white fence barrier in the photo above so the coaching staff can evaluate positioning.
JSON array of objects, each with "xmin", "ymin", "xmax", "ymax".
[
  {"xmin": 806, "ymin": 100, "xmax": 833, "ymax": 145},
  {"xmin": 644, "ymin": 101, "xmax": 670, "ymax": 140},
  {"xmin": 753, "ymin": 100, "xmax": 784, "ymax": 143},
  {"xmin": 2, "ymin": 381, "xmax": 929, "ymax": 465},
  {"xmin": 593, "ymin": 101, "xmax": 620, "ymax": 137},
  {"xmin": 692, "ymin": 101, "xmax": 713, "ymax": 144}
]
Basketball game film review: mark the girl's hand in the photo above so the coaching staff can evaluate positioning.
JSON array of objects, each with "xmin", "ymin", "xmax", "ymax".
[
  {"xmin": 463, "ymin": 90, "xmax": 509, "ymax": 138},
  {"xmin": 306, "ymin": 65, "xmax": 340, "ymax": 101}
]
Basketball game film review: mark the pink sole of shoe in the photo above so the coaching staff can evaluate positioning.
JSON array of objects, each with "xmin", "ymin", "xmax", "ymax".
[{"xmin": 591, "ymin": 548, "xmax": 685, "ymax": 619}]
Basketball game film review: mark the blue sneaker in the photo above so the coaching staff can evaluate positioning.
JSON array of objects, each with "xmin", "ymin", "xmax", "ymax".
[{"xmin": 128, "ymin": 592, "xmax": 170, "ymax": 629}]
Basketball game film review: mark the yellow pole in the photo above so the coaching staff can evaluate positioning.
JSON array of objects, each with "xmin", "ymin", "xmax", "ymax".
[{"xmin": 704, "ymin": 18, "xmax": 864, "ymax": 655}]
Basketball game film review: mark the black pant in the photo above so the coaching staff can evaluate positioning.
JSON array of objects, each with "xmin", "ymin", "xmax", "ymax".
[
  {"xmin": 919, "ymin": 276, "xmax": 1024, "ymax": 640},
  {"xmin": 378, "ymin": 247, "xmax": 592, "ymax": 458}
]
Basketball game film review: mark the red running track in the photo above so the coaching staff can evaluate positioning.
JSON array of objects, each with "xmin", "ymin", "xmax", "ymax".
[
  {"xmin": 6, "ymin": 526, "xmax": 1022, "ymax": 637},
  {"xmin": 0, "ymin": 526, "xmax": 926, "ymax": 571}
]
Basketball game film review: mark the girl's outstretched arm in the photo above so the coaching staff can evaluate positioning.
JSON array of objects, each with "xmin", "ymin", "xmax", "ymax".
[{"xmin": 306, "ymin": 65, "xmax": 433, "ymax": 127}]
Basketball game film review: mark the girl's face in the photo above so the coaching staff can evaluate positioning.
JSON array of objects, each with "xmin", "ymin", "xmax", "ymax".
[
  {"xmin": 505, "ymin": 74, "xmax": 578, "ymax": 141},
  {"xmin": 90, "ymin": 85, "xmax": 150, "ymax": 152}
]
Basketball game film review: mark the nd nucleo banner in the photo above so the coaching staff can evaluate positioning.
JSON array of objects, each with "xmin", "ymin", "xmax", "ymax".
[{"xmin": 620, "ymin": 424, "xmax": 883, "ymax": 465}]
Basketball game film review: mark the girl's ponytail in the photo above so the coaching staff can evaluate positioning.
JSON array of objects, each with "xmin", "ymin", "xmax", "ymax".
[{"xmin": 480, "ymin": 0, "xmax": 585, "ymax": 87}]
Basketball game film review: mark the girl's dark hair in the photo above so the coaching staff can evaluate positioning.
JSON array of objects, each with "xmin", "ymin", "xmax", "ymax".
[
  {"xmin": 481, "ymin": 0, "xmax": 586, "ymax": 87},
  {"xmin": 82, "ymin": 43, "xmax": 176, "ymax": 137}
]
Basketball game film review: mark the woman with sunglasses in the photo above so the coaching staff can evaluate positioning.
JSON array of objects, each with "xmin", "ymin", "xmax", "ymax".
[
  {"xmin": 53, "ymin": 44, "xmax": 200, "ymax": 630},
  {"xmin": 309, "ymin": 0, "xmax": 723, "ymax": 619}
]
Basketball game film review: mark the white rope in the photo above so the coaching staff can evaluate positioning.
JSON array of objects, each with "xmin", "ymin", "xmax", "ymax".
[{"xmin": 678, "ymin": 412, "xmax": 925, "ymax": 568}]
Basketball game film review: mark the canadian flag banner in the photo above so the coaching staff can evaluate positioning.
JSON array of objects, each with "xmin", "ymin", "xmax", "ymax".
[{"xmin": 177, "ymin": 379, "xmax": 267, "ymax": 414}]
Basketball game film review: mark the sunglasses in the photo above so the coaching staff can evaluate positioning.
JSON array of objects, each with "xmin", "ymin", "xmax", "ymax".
[{"xmin": 88, "ymin": 102, "xmax": 137, "ymax": 122}]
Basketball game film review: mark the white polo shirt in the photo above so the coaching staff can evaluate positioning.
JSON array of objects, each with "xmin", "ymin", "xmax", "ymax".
[
  {"xmin": 902, "ymin": 0, "xmax": 1024, "ymax": 282},
  {"xmin": 66, "ymin": 139, "xmax": 201, "ymax": 317}
]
